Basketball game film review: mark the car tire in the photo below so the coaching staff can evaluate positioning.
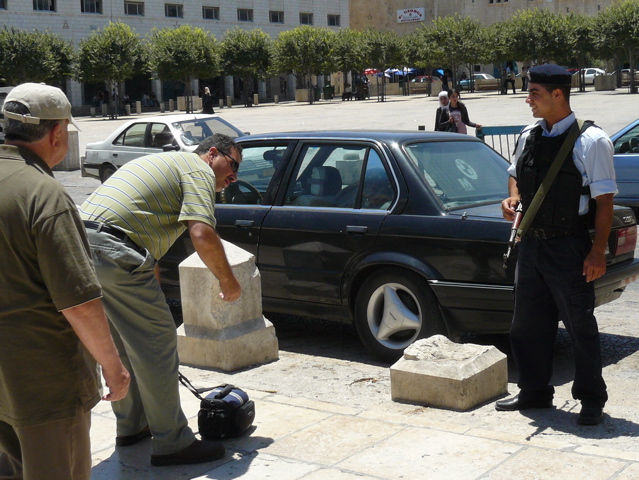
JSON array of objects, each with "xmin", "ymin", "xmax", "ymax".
[
  {"xmin": 99, "ymin": 165, "xmax": 116, "ymax": 183},
  {"xmin": 354, "ymin": 268, "xmax": 446, "ymax": 363}
]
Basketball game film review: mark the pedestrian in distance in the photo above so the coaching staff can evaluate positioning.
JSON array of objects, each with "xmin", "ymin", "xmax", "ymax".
[
  {"xmin": 502, "ymin": 65, "xmax": 516, "ymax": 94},
  {"xmin": 202, "ymin": 86, "xmax": 214, "ymax": 114},
  {"xmin": 521, "ymin": 66, "xmax": 529, "ymax": 92},
  {"xmin": 0, "ymin": 83, "xmax": 130, "ymax": 480},
  {"xmin": 496, "ymin": 64, "xmax": 617, "ymax": 426},
  {"xmin": 440, "ymin": 89, "xmax": 482, "ymax": 134},
  {"xmin": 434, "ymin": 90, "xmax": 450, "ymax": 131},
  {"xmin": 79, "ymin": 133, "xmax": 243, "ymax": 467}
]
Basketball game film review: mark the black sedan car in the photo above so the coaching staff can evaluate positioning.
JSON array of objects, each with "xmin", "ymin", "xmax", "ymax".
[{"xmin": 160, "ymin": 131, "xmax": 639, "ymax": 361}]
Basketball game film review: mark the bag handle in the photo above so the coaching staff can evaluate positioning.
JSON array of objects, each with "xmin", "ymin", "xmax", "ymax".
[
  {"xmin": 178, "ymin": 371, "xmax": 235, "ymax": 401},
  {"xmin": 517, "ymin": 119, "xmax": 590, "ymax": 238}
]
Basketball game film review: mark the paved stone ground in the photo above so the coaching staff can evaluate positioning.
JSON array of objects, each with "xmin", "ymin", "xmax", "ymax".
[{"xmin": 53, "ymin": 89, "xmax": 639, "ymax": 479}]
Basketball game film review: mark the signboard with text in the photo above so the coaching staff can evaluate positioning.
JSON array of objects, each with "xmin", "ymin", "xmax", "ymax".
[{"xmin": 397, "ymin": 8, "xmax": 425, "ymax": 23}]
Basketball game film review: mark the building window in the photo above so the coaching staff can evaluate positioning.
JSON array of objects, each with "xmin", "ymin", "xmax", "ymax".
[
  {"xmin": 237, "ymin": 8, "xmax": 253, "ymax": 22},
  {"xmin": 0, "ymin": 0, "xmax": 6, "ymax": 9},
  {"xmin": 33, "ymin": 0, "xmax": 55, "ymax": 11},
  {"xmin": 124, "ymin": 1, "xmax": 144, "ymax": 15},
  {"xmin": 81, "ymin": 0, "xmax": 102, "ymax": 13},
  {"xmin": 203, "ymin": 6, "xmax": 219, "ymax": 20},
  {"xmin": 165, "ymin": 3, "xmax": 183, "ymax": 18},
  {"xmin": 270, "ymin": 10, "xmax": 284, "ymax": 23},
  {"xmin": 327, "ymin": 14, "xmax": 340, "ymax": 26},
  {"xmin": 300, "ymin": 12, "xmax": 313, "ymax": 25}
]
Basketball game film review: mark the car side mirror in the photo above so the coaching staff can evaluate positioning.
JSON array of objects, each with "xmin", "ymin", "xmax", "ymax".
[{"xmin": 162, "ymin": 144, "xmax": 180, "ymax": 152}]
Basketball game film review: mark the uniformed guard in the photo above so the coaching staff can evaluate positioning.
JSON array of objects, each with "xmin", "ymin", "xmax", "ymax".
[{"xmin": 495, "ymin": 64, "xmax": 617, "ymax": 426}]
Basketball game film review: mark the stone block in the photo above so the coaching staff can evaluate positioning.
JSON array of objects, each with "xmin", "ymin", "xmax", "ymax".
[
  {"xmin": 390, "ymin": 335, "xmax": 507, "ymax": 411},
  {"xmin": 177, "ymin": 240, "xmax": 279, "ymax": 371}
]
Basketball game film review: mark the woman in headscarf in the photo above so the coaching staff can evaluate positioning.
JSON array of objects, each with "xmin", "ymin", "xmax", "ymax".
[{"xmin": 434, "ymin": 90, "xmax": 450, "ymax": 131}]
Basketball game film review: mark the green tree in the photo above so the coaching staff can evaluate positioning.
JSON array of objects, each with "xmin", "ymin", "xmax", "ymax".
[
  {"xmin": 0, "ymin": 27, "xmax": 73, "ymax": 85},
  {"xmin": 561, "ymin": 14, "xmax": 597, "ymax": 92},
  {"xmin": 596, "ymin": 0, "xmax": 639, "ymax": 93},
  {"xmin": 426, "ymin": 15, "xmax": 486, "ymax": 90},
  {"xmin": 148, "ymin": 25, "xmax": 219, "ymax": 111},
  {"xmin": 272, "ymin": 25, "xmax": 335, "ymax": 105},
  {"xmin": 362, "ymin": 29, "xmax": 403, "ymax": 102},
  {"xmin": 333, "ymin": 29, "xmax": 368, "ymax": 91},
  {"xmin": 507, "ymin": 9, "xmax": 570, "ymax": 66},
  {"xmin": 406, "ymin": 25, "xmax": 444, "ymax": 95},
  {"xmin": 483, "ymin": 21, "xmax": 516, "ymax": 93},
  {"xmin": 220, "ymin": 28, "xmax": 272, "ymax": 107},
  {"xmin": 76, "ymin": 22, "xmax": 146, "ymax": 114}
]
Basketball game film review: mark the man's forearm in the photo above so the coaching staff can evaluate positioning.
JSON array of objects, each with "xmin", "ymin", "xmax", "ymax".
[
  {"xmin": 591, "ymin": 193, "xmax": 614, "ymax": 255},
  {"xmin": 188, "ymin": 221, "xmax": 236, "ymax": 283}
]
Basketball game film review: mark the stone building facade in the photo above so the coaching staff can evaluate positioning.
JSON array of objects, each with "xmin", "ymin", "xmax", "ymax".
[{"xmin": 0, "ymin": 0, "xmax": 349, "ymax": 105}]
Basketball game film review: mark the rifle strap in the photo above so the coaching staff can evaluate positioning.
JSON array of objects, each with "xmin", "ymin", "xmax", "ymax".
[{"xmin": 516, "ymin": 119, "xmax": 589, "ymax": 238}]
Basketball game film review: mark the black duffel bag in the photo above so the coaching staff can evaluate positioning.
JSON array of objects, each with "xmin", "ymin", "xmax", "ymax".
[{"xmin": 179, "ymin": 373, "xmax": 255, "ymax": 440}]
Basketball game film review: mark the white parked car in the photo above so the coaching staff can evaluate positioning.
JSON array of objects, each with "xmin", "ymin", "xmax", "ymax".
[
  {"xmin": 575, "ymin": 68, "xmax": 606, "ymax": 85},
  {"xmin": 82, "ymin": 114, "xmax": 246, "ymax": 182}
]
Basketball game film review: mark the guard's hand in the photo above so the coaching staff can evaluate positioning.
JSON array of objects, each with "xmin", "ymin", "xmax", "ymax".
[
  {"xmin": 101, "ymin": 364, "xmax": 130, "ymax": 402},
  {"xmin": 219, "ymin": 277, "xmax": 242, "ymax": 302},
  {"xmin": 583, "ymin": 249, "xmax": 607, "ymax": 282},
  {"xmin": 501, "ymin": 196, "xmax": 520, "ymax": 221}
]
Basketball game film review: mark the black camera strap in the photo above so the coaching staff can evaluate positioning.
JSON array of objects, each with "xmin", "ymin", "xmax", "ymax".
[{"xmin": 178, "ymin": 372, "xmax": 234, "ymax": 401}]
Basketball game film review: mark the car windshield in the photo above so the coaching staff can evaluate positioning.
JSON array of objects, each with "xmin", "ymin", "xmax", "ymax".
[
  {"xmin": 172, "ymin": 117, "xmax": 242, "ymax": 146},
  {"xmin": 404, "ymin": 140, "xmax": 509, "ymax": 210}
]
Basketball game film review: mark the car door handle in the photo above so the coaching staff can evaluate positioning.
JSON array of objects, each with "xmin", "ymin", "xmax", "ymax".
[
  {"xmin": 112, "ymin": 153, "xmax": 118, "ymax": 157},
  {"xmin": 235, "ymin": 220, "xmax": 254, "ymax": 228},
  {"xmin": 346, "ymin": 225, "xmax": 368, "ymax": 234}
]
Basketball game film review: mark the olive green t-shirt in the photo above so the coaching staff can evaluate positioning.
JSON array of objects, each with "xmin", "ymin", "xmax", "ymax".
[
  {"xmin": 79, "ymin": 151, "xmax": 217, "ymax": 260},
  {"xmin": 0, "ymin": 145, "xmax": 103, "ymax": 427}
]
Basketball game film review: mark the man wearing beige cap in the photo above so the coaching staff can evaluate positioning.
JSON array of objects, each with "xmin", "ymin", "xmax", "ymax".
[{"xmin": 0, "ymin": 83, "xmax": 130, "ymax": 480}]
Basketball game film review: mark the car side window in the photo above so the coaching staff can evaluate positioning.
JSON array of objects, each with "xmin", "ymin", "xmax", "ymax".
[
  {"xmin": 613, "ymin": 124, "xmax": 639, "ymax": 154},
  {"xmin": 216, "ymin": 144, "xmax": 290, "ymax": 206},
  {"xmin": 114, "ymin": 123, "xmax": 147, "ymax": 147},
  {"xmin": 150, "ymin": 123, "xmax": 176, "ymax": 149},
  {"xmin": 284, "ymin": 144, "xmax": 392, "ymax": 210}
]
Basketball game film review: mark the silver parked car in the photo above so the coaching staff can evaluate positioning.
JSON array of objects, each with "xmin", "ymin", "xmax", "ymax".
[{"xmin": 82, "ymin": 114, "xmax": 246, "ymax": 182}]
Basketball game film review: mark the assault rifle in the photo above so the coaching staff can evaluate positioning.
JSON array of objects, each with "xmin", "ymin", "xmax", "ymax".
[{"xmin": 502, "ymin": 202, "xmax": 523, "ymax": 270}]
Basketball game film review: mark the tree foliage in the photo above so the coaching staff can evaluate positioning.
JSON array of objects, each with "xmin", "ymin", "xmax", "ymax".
[
  {"xmin": 362, "ymin": 29, "xmax": 403, "ymax": 101},
  {"xmin": 148, "ymin": 25, "xmax": 219, "ymax": 85},
  {"xmin": 507, "ymin": 9, "xmax": 570, "ymax": 66},
  {"xmin": 272, "ymin": 26, "xmax": 335, "ymax": 104},
  {"xmin": 0, "ymin": 27, "xmax": 74, "ymax": 85},
  {"xmin": 596, "ymin": 0, "xmax": 639, "ymax": 92},
  {"xmin": 333, "ymin": 28, "xmax": 369, "ymax": 82},
  {"xmin": 76, "ymin": 22, "xmax": 146, "ymax": 88}
]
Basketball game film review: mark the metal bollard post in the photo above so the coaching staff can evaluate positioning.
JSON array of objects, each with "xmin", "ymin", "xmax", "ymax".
[
  {"xmin": 125, "ymin": 104, "xmax": 131, "ymax": 116},
  {"xmin": 253, "ymin": 93, "xmax": 259, "ymax": 106},
  {"xmin": 90, "ymin": 107, "xmax": 96, "ymax": 118},
  {"xmin": 160, "ymin": 102, "xmax": 165, "ymax": 113},
  {"xmin": 169, "ymin": 99, "xmax": 174, "ymax": 112},
  {"xmin": 218, "ymin": 99, "xmax": 224, "ymax": 110},
  {"xmin": 227, "ymin": 96, "xmax": 232, "ymax": 108},
  {"xmin": 135, "ymin": 101, "xmax": 142, "ymax": 114},
  {"xmin": 274, "ymin": 95, "xmax": 279, "ymax": 104}
]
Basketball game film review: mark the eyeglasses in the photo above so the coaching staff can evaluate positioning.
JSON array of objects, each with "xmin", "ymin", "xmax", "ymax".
[{"xmin": 219, "ymin": 150, "xmax": 240, "ymax": 173}]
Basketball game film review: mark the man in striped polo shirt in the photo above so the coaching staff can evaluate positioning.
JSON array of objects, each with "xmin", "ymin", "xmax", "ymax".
[{"xmin": 79, "ymin": 133, "xmax": 242, "ymax": 466}]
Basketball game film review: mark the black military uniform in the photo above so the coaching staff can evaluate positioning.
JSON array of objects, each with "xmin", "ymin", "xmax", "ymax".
[{"xmin": 496, "ymin": 65, "xmax": 616, "ymax": 425}]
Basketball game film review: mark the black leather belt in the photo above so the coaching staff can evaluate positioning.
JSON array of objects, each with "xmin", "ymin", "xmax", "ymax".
[{"xmin": 83, "ymin": 220, "xmax": 131, "ymax": 243}]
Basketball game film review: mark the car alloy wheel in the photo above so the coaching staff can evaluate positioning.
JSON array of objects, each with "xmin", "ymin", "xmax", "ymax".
[{"xmin": 354, "ymin": 268, "xmax": 446, "ymax": 362}]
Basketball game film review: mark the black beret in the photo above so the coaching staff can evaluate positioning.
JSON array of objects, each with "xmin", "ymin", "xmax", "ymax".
[{"xmin": 529, "ymin": 64, "xmax": 572, "ymax": 86}]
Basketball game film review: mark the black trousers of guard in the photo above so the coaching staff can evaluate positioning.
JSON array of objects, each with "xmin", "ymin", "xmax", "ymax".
[{"xmin": 510, "ymin": 230, "xmax": 608, "ymax": 407}]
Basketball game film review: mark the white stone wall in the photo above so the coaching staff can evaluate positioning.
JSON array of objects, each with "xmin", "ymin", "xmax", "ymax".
[{"xmin": 0, "ymin": 0, "xmax": 349, "ymax": 46}]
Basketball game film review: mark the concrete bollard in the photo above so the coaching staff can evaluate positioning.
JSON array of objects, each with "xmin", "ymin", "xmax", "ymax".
[
  {"xmin": 226, "ymin": 96, "xmax": 232, "ymax": 108},
  {"xmin": 90, "ymin": 107, "xmax": 96, "ymax": 118},
  {"xmin": 125, "ymin": 104, "xmax": 131, "ymax": 116},
  {"xmin": 177, "ymin": 240, "xmax": 279, "ymax": 371},
  {"xmin": 253, "ymin": 93, "xmax": 259, "ymax": 106},
  {"xmin": 136, "ymin": 101, "xmax": 142, "ymax": 114},
  {"xmin": 101, "ymin": 103, "xmax": 107, "ymax": 117},
  {"xmin": 274, "ymin": 94, "xmax": 279, "ymax": 104},
  {"xmin": 390, "ymin": 335, "xmax": 507, "ymax": 411},
  {"xmin": 169, "ymin": 99, "xmax": 174, "ymax": 112},
  {"xmin": 160, "ymin": 102, "xmax": 165, "ymax": 113},
  {"xmin": 219, "ymin": 99, "xmax": 224, "ymax": 110}
]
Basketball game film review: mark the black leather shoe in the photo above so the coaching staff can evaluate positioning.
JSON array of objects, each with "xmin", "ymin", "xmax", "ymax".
[
  {"xmin": 115, "ymin": 426, "xmax": 151, "ymax": 446},
  {"xmin": 151, "ymin": 439, "xmax": 225, "ymax": 467},
  {"xmin": 578, "ymin": 405, "xmax": 604, "ymax": 425},
  {"xmin": 495, "ymin": 394, "xmax": 553, "ymax": 411}
]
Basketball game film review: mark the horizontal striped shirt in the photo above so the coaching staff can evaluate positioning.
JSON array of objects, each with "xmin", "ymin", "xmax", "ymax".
[{"xmin": 79, "ymin": 151, "xmax": 217, "ymax": 260}]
